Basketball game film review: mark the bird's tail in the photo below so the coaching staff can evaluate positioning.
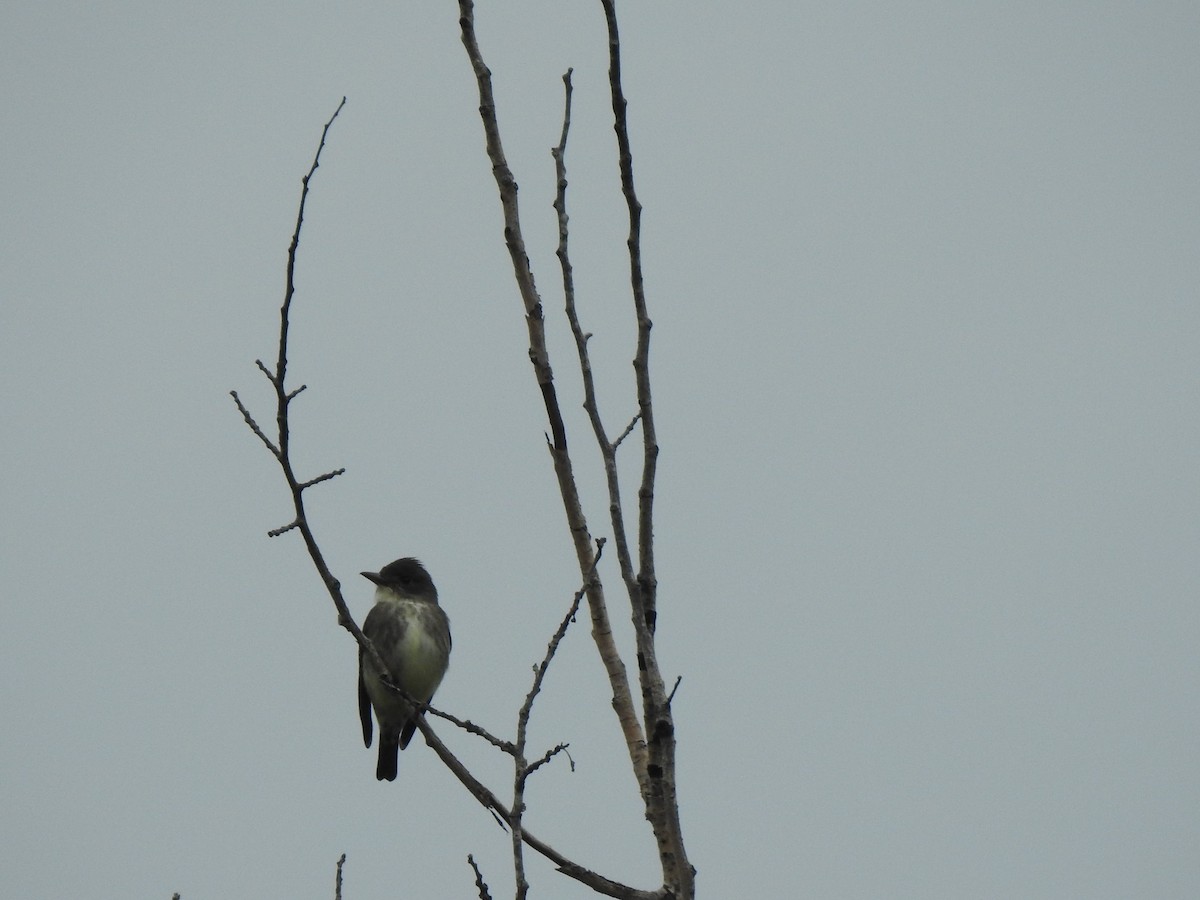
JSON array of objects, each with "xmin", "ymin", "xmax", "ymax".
[{"xmin": 376, "ymin": 733, "xmax": 399, "ymax": 781}]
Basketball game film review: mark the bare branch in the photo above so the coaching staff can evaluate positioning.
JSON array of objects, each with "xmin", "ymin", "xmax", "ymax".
[
  {"xmin": 519, "ymin": 537, "xmax": 603, "ymax": 727},
  {"xmin": 509, "ymin": 539, "xmax": 603, "ymax": 898},
  {"xmin": 230, "ymin": 97, "xmax": 397, "ymax": 690},
  {"xmin": 254, "ymin": 358, "xmax": 278, "ymax": 385},
  {"xmin": 524, "ymin": 742, "xmax": 570, "ymax": 777},
  {"xmin": 267, "ymin": 520, "xmax": 300, "ymax": 539},
  {"xmin": 666, "ymin": 675, "xmax": 682, "ymax": 707},
  {"xmin": 333, "ymin": 854, "xmax": 346, "ymax": 900},
  {"xmin": 297, "ymin": 468, "xmax": 345, "ymax": 490},
  {"xmin": 458, "ymin": 0, "xmax": 648, "ymax": 785},
  {"xmin": 552, "ymin": 59, "xmax": 654, "ymax": 794},
  {"xmin": 462, "ymin": 7, "xmax": 694, "ymax": 894},
  {"xmin": 425, "ymin": 706, "xmax": 515, "ymax": 754},
  {"xmin": 551, "ymin": 8, "xmax": 692, "ymax": 896},
  {"xmin": 467, "ymin": 855, "xmax": 494, "ymax": 900},
  {"xmin": 229, "ymin": 390, "xmax": 280, "ymax": 458},
  {"xmin": 612, "ymin": 412, "xmax": 641, "ymax": 450},
  {"xmin": 598, "ymin": 5, "xmax": 692, "ymax": 894}
]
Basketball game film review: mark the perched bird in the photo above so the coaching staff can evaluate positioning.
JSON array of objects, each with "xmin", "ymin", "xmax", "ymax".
[{"xmin": 358, "ymin": 558, "xmax": 452, "ymax": 781}]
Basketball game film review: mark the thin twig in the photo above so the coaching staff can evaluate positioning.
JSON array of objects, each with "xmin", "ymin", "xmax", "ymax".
[
  {"xmin": 612, "ymin": 412, "xmax": 641, "ymax": 451},
  {"xmin": 229, "ymin": 97, "xmax": 394, "ymax": 702},
  {"xmin": 229, "ymin": 390, "xmax": 280, "ymax": 458},
  {"xmin": 266, "ymin": 520, "xmax": 300, "ymax": 539},
  {"xmin": 297, "ymin": 469, "xmax": 345, "ymax": 490},
  {"xmin": 467, "ymin": 855, "xmax": 493, "ymax": 900},
  {"xmin": 518, "ymin": 538, "xmax": 603, "ymax": 729},
  {"xmin": 524, "ymin": 742, "xmax": 570, "ymax": 777},
  {"xmin": 665, "ymin": 675, "xmax": 682, "ymax": 707},
  {"xmin": 333, "ymin": 854, "xmax": 346, "ymax": 900},
  {"xmin": 425, "ymin": 706, "xmax": 515, "ymax": 754},
  {"xmin": 510, "ymin": 538, "xmax": 604, "ymax": 899}
]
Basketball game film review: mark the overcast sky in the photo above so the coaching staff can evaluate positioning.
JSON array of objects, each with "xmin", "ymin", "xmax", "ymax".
[{"xmin": 3, "ymin": 2, "xmax": 1198, "ymax": 898}]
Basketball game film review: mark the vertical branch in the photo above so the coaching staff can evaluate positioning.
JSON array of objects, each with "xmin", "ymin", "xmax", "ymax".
[
  {"xmin": 467, "ymin": 855, "xmax": 494, "ymax": 900},
  {"xmin": 599, "ymin": 0, "xmax": 657, "ymax": 626},
  {"xmin": 333, "ymin": 853, "xmax": 346, "ymax": 900},
  {"xmin": 509, "ymin": 556, "xmax": 593, "ymax": 900},
  {"xmin": 454, "ymin": 1, "xmax": 559, "ymax": 443},
  {"xmin": 598, "ymin": 3, "xmax": 693, "ymax": 897},
  {"xmin": 457, "ymin": 0, "xmax": 649, "ymax": 783},
  {"xmin": 554, "ymin": 69, "xmax": 640, "ymax": 595},
  {"xmin": 269, "ymin": 99, "xmax": 348, "ymax": 621}
]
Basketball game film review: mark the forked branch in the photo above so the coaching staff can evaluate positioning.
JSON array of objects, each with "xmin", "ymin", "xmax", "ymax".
[
  {"xmin": 458, "ymin": 0, "xmax": 649, "ymax": 788},
  {"xmin": 462, "ymin": 2, "xmax": 693, "ymax": 896}
]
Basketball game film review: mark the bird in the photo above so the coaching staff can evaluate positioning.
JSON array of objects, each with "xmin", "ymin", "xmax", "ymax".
[{"xmin": 357, "ymin": 557, "xmax": 452, "ymax": 781}]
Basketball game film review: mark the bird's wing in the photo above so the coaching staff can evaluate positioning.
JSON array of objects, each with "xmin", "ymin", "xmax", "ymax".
[{"xmin": 358, "ymin": 647, "xmax": 373, "ymax": 748}]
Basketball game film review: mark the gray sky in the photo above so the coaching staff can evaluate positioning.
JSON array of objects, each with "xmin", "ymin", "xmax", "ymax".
[{"xmin": 3, "ymin": 2, "xmax": 1198, "ymax": 897}]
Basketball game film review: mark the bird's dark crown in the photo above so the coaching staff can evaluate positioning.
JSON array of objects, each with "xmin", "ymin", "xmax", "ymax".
[{"xmin": 362, "ymin": 557, "xmax": 437, "ymax": 600}]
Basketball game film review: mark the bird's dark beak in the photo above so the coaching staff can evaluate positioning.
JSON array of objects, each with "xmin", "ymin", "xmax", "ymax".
[{"xmin": 361, "ymin": 571, "xmax": 383, "ymax": 585}]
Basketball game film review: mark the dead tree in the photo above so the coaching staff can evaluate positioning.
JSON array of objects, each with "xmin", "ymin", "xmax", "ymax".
[{"xmin": 233, "ymin": 4, "xmax": 692, "ymax": 898}]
